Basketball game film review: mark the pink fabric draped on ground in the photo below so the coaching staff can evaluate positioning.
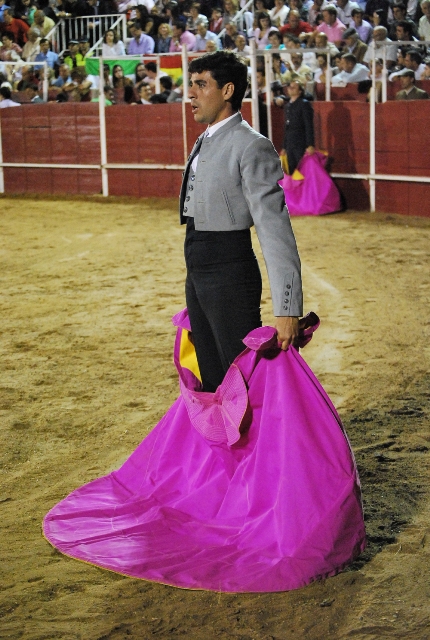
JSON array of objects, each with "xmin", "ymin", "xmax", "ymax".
[
  {"xmin": 279, "ymin": 151, "xmax": 342, "ymax": 216},
  {"xmin": 43, "ymin": 310, "xmax": 366, "ymax": 593}
]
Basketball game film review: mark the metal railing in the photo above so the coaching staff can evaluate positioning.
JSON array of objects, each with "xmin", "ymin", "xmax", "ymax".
[{"xmin": 46, "ymin": 14, "xmax": 128, "ymax": 57}]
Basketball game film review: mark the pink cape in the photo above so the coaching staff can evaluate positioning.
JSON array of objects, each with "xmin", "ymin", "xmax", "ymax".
[
  {"xmin": 279, "ymin": 152, "xmax": 342, "ymax": 216},
  {"xmin": 43, "ymin": 311, "xmax": 365, "ymax": 593}
]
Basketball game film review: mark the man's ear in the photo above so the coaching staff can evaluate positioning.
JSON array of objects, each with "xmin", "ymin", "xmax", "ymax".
[{"xmin": 223, "ymin": 81, "xmax": 235, "ymax": 101}]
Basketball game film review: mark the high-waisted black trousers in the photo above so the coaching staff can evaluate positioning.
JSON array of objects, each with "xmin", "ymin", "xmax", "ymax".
[{"xmin": 185, "ymin": 218, "xmax": 262, "ymax": 393}]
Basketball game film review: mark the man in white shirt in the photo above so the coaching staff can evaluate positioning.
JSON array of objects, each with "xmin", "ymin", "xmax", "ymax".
[
  {"xmin": 194, "ymin": 18, "xmax": 221, "ymax": 51},
  {"xmin": 418, "ymin": 0, "xmax": 430, "ymax": 40},
  {"xmin": 363, "ymin": 26, "xmax": 397, "ymax": 69},
  {"xmin": 335, "ymin": 0, "xmax": 360, "ymax": 27},
  {"xmin": 0, "ymin": 86, "xmax": 21, "ymax": 107},
  {"xmin": 331, "ymin": 52, "xmax": 369, "ymax": 83},
  {"xmin": 269, "ymin": 0, "xmax": 289, "ymax": 27}
]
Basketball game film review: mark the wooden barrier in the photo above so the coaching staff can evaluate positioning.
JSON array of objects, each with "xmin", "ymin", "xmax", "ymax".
[{"xmin": 1, "ymin": 100, "xmax": 429, "ymax": 216}]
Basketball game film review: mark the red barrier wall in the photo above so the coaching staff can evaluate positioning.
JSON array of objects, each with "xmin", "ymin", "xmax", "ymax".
[{"xmin": 1, "ymin": 101, "xmax": 428, "ymax": 216}]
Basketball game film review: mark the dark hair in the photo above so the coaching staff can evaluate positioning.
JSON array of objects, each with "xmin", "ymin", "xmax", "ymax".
[
  {"xmin": 137, "ymin": 81, "xmax": 150, "ymax": 91},
  {"xmin": 373, "ymin": 8, "xmax": 388, "ymax": 27},
  {"xmin": 188, "ymin": 51, "xmax": 248, "ymax": 111},
  {"xmin": 2, "ymin": 31, "xmax": 15, "ymax": 42},
  {"xmin": 323, "ymin": 5, "xmax": 337, "ymax": 16},
  {"xmin": 173, "ymin": 20, "xmax": 186, "ymax": 32},
  {"xmin": 396, "ymin": 20, "xmax": 414, "ymax": 36},
  {"xmin": 342, "ymin": 53, "xmax": 357, "ymax": 63},
  {"xmin": 103, "ymin": 29, "xmax": 118, "ymax": 44},
  {"xmin": 132, "ymin": 21, "xmax": 142, "ymax": 30},
  {"xmin": 145, "ymin": 61, "xmax": 157, "ymax": 73},
  {"xmin": 351, "ymin": 7, "xmax": 363, "ymax": 16},
  {"xmin": 284, "ymin": 34, "xmax": 300, "ymax": 45},
  {"xmin": 405, "ymin": 48, "xmax": 422, "ymax": 64},
  {"xmin": 135, "ymin": 4, "xmax": 149, "ymax": 20},
  {"xmin": 160, "ymin": 75, "xmax": 173, "ymax": 90},
  {"xmin": 135, "ymin": 62, "xmax": 146, "ymax": 82},
  {"xmin": 40, "ymin": 38, "xmax": 49, "ymax": 45},
  {"xmin": 0, "ymin": 86, "xmax": 12, "ymax": 99},
  {"xmin": 268, "ymin": 29, "xmax": 282, "ymax": 41},
  {"xmin": 124, "ymin": 84, "xmax": 134, "ymax": 103},
  {"xmin": 257, "ymin": 11, "xmax": 270, "ymax": 29},
  {"xmin": 392, "ymin": 2, "xmax": 406, "ymax": 11},
  {"xmin": 27, "ymin": 84, "xmax": 39, "ymax": 92}
]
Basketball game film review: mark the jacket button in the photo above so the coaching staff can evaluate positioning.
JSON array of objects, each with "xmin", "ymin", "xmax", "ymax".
[
  {"xmin": 286, "ymin": 284, "xmax": 291, "ymax": 289},
  {"xmin": 284, "ymin": 299, "xmax": 288, "ymax": 303},
  {"xmin": 189, "ymin": 185, "xmax": 193, "ymax": 190},
  {"xmin": 184, "ymin": 207, "xmax": 188, "ymax": 213},
  {"xmin": 186, "ymin": 196, "xmax": 190, "ymax": 201},
  {"xmin": 191, "ymin": 175, "xmax": 195, "ymax": 181},
  {"xmin": 283, "ymin": 305, "xmax": 288, "ymax": 310}
]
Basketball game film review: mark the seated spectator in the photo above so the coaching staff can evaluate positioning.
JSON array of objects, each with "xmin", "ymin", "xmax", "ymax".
[
  {"xmin": 395, "ymin": 68, "xmax": 429, "ymax": 98},
  {"xmin": 395, "ymin": 20, "xmax": 419, "ymax": 42},
  {"xmin": 14, "ymin": 0, "xmax": 37, "ymax": 25},
  {"xmin": 31, "ymin": 9, "xmax": 55, "ymax": 37},
  {"xmin": 86, "ymin": 0, "xmax": 118, "ymax": 18},
  {"xmin": 335, "ymin": 0, "xmax": 360, "ymax": 28},
  {"xmin": 91, "ymin": 84, "xmax": 115, "ymax": 105},
  {"xmin": 308, "ymin": 0, "xmax": 327, "ymax": 28},
  {"xmin": 0, "ymin": 1, "xmax": 11, "ymax": 24},
  {"xmin": 102, "ymin": 29, "xmax": 126, "ymax": 56},
  {"xmin": 314, "ymin": 5, "xmax": 346, "ymax": 47},
  {"xmin": 166, "ymin": 76, "xmax": 183, "ymax": 102},
  {"xmin": 26, "ymin": 83, "xmax": 43, "ymax": 102},
  {"xmin": 233, "ymin": 33, "xmax": 251, "ymax": 56},
  {"xmin": 283, "ymin": 50, "xmax": 314, "ymax": 83},
  {"xmin": 51, "ymin": 63, "xmax": 72, "ymax": 87},
  {"xmin": 254, "ymin": 11, "xmax": 274, "ymax": 49},
  {"xmin": 269, "ymin": 0, "xmax": 289, "ymax": 28},
  {"xmin": 78, "ymin": 38, "xmax": 92, "ymax": 60},
  {"xmin": 128, "ymin": 21, "xmax": 155, "ymax": 54},
  {"xmin": 1, "ymin": 8, "xmax": 29, "ymax": 46},
  {"xmin": 21, "ymin": 25, "xmax": 40, "ymax": 60},
  {"xmin": 150, "ymin": 75, "xmax": 173, "ymax": 102},
  {"xmin": 210, "ymin": 7, "xmax": 223, "ymax": 34},
  {"xmin": 0, "ymin": 84, "xmax": 20, "ymax": 106},
  {"xmin": 397, "ymin": 49, "xmax": 426, "ymax": 79},
  {"xmin": 389, "ymin": 3, "xmax": 418, "ymax": 40},
  {"xmin": 331, "ymin": 52, "xmax": 370, "ymax": 84},
  {"xmin": 280, "ymin": 9, "xmax": 313, "ymax": 38},
  {"xmin": 363, "ymin": 26, "xmax": 397, "ymax": 69},
  {"xmin": 35, "ymin": 38, "xmax": 59, "ymax": 68},
  {"xmin": 222, "ymin": 0, "xmax": 240, "ymax": 29},
  {"xmin": 350, "ymin": 8, "xmax": 373, "ymax": 44},
  {"xmin": 265, "ymin": 29, "xmax": 285, "ymax": 48},
  {"xmin": 419, "ymin": 0, "xmax": 430, "ymax": 41},
  {"xmin": 289, "ymin": 0, "xmax": 309, "ymax": 22},
  {"xmin": 112, "ymin": 63, "xmax": 133, "ymax": 90},
  {"xmin": 143, "ymin": 16, "xmax": 155, "ymax": 37},
  {"xmin": 342, "ymin": 27, "xmax": 368, "ymax": 63},
  {"xmin": 314, "ymin": 31, "xmax": 339, "ymax": 57},
  {"xmin": 169, "ymin": 20, "xmax": 196, "ymax": 51},
  {"xmin": 16, "ymin": 64, "xmax": 37, "ymax": 89},
  {"xmin": 422, "ymin": 57, "xmax": 430, "ymax": 78},
  {"xmin": 272, "ymin": 52, "xmax": 288, "ymax": 82},
  {"xmin": 154, "ymin": 22, "xmax": 172, "ymax": 52},
  {"xmin": 63, "ymin": 67, "xmax": 92, "ymax": 101},
  {"xmin": 365, "ymin": 0, "xmax": 389, "ymax": 27},
  {"xmin": 313, "ymin": 52, "xmax": 333, "ymax": 82},
  {"xmin": 371, "ymin": 8, "xmax": 389, "ymax": 29},
  {"xmin": 63, "ymin": 0, "xmax": 88, "ymax": 18},
  {"xmin": 205, "ymin": 39, "xmax": 217, "ymax": 52},
  {"xmin": 187, "ymin": 3, "xmax": 206, "ymax": 33},
  {"xmin": 63, "ymin": 40, "xmax": 80, "ymax": 68},
  {"xmin": 142, "ymin": 60, "xmax": 167, "ymax": 85},
  {"xmin": 0, "ymin": 32, "xmax": 22, "ymax": 60},
  {"xmin": 194, "ymin": 17, "xmax": 220, "ymax": 51},
  {"xmin": 222, "ymin": 22, "xmax": 243, "ymax": 49},
  {"xmin": 137, "ymin": 80, "xmax": 152, "ymax": 103},
  {"xmin": 134, "ymin": 61, "xmax": 146, "ymax": 85}
]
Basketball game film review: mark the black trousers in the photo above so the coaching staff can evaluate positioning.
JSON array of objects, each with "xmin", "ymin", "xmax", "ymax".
[{"xmin": 184, "ymin": 218, "xmax": 262, "ymax": 393}]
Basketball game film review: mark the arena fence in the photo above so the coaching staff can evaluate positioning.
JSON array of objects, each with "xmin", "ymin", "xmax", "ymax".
[{"xmin": 0, "ymin": 45, "xmax": 429, "ymax": 216}]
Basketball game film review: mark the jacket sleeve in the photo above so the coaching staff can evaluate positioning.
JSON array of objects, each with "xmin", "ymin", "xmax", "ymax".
[{"xmin": 240, "ymin": 135, "xmax": 303, "ymax": 317}]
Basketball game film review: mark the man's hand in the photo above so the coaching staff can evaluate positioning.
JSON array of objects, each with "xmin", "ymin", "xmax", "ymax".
[
  {"xmin": 306, "ymin": 146, "xmax": 315, "ymax": 155},
  {"xmin": 275, "ymin": 316, "xmax": 299, "ymax": 350}
]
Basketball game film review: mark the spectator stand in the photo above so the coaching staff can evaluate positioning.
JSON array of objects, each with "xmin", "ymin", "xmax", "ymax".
[
  {"xmin": 217, "ymin": 0, "xmax": 254, "ymax": 43},
  {"xmin": 46, "ymin": 15, "xmax": 127, "ymax": 57}
]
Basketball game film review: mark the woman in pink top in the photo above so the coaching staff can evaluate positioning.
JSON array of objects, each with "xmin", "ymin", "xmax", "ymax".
[{"xmin": 254, "ymin": 11, "xmax": 277, "ymax": 49}]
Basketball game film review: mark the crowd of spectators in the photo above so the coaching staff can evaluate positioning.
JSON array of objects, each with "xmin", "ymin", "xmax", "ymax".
[{"xmin": 0, "ymin": 0, "xmax": 430, "ymax": 107}]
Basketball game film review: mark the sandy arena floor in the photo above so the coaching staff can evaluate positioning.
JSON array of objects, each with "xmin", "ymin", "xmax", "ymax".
[{"xmin": 0, "ymin": 197, "xmax": 429, "ymax": 640}]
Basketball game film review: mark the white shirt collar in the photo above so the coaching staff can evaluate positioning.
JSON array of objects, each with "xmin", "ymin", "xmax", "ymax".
[{"xmin": 206, "ymin": 112, "xmax": 238, "ymax": 137}]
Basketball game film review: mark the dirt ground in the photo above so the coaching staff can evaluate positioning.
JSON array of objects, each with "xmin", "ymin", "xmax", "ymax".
[{"xmin": 0, "ymin": 197, "xmax": 429, "ymax": 640}]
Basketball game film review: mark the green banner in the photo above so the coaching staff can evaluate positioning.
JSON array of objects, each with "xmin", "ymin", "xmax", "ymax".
[{"xmin": 85, "ymin": 57, "xmax": 142, "ymax": 76}]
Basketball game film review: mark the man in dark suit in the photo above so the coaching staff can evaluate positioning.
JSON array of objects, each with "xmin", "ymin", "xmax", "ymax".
[
  {"xmin": 181, "ymin": 51, "xmax": 303, "ymax": 392},
  {"xmin": 277, "ymin": 79, "xmax": 315, "ymax": 175},
  {"xmin": 395, "ymin": 70, "xmax": 429, "ymax": 99}
]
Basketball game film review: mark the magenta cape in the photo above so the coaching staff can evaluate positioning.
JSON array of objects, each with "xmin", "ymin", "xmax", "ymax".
[
  {"xmin": 43, "ymin": 310, "xmax": 365, "ymax": 593},
  {"xmin": 279, "ymin": 152, "xmax": 342, "ymax": 216}
]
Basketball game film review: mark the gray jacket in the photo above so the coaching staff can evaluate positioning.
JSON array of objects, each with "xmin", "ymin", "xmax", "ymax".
[{"xmin": 179, "ymin": 113, "xmax": 303, "ymax": 317}]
